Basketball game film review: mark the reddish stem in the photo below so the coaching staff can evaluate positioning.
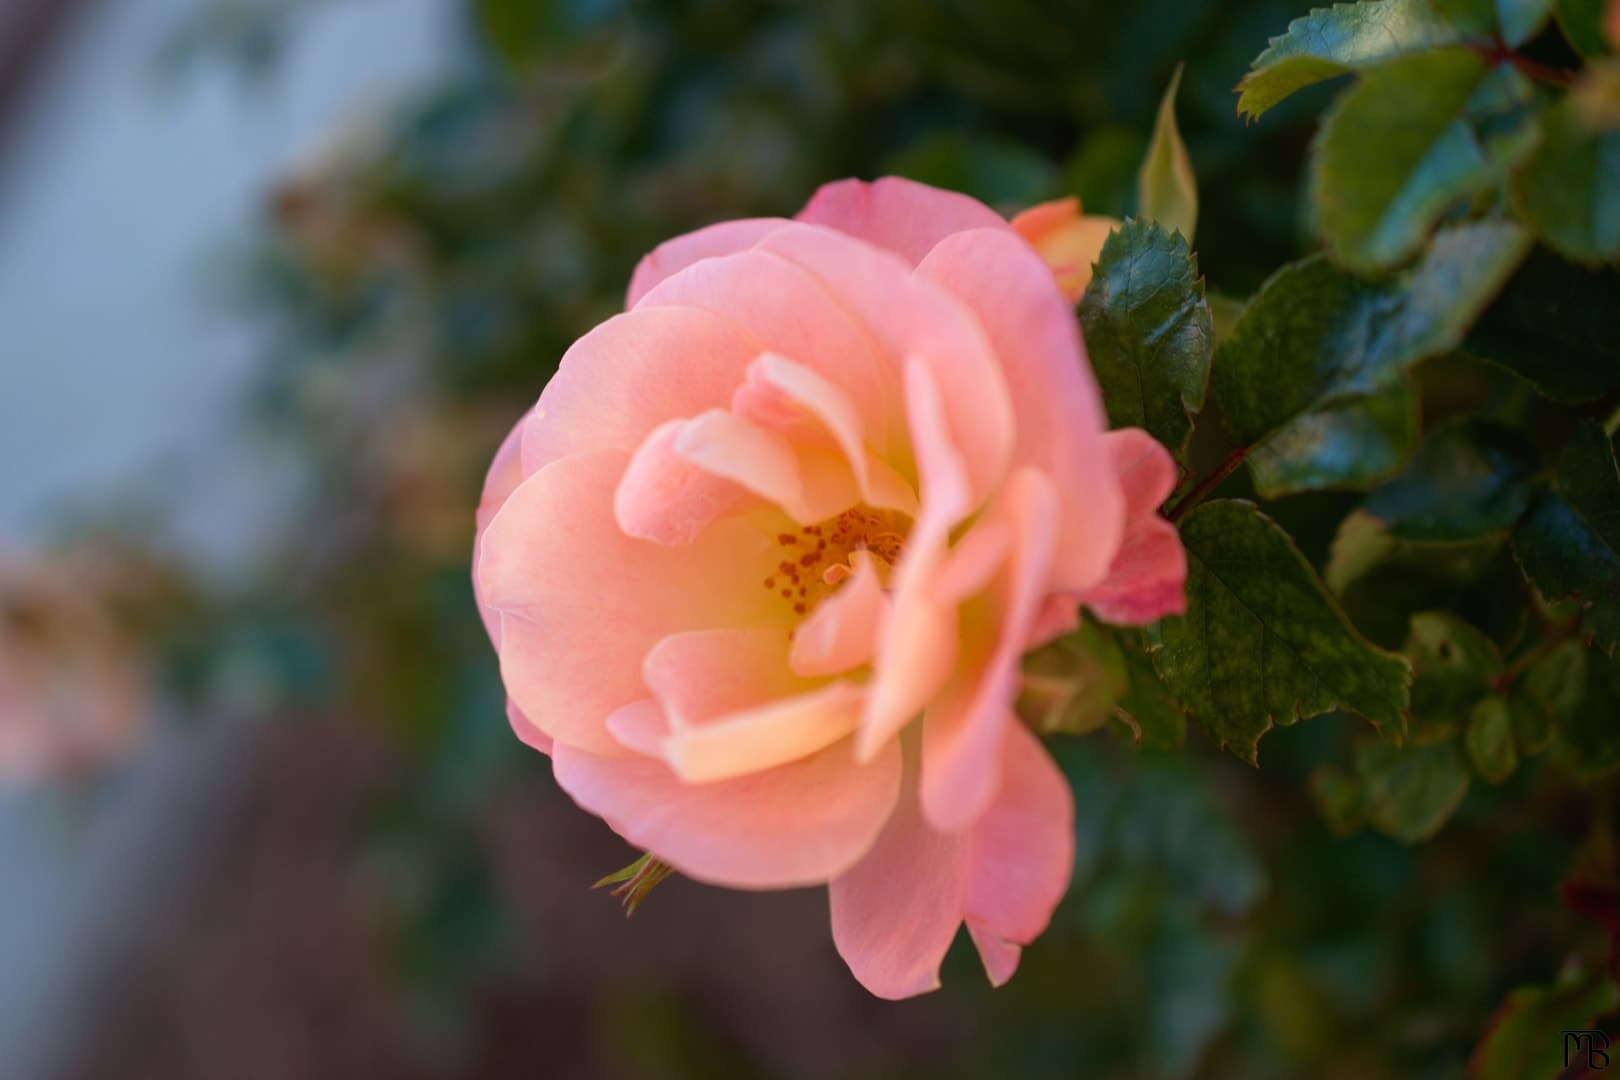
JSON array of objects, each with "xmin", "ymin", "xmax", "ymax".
[
  {"xmin": 1167, "ymin": 446, "xmax": 1248, "ymax": 523},
  {"xmin": 1469, "ymin": 41, "xmax": 1580, "ymax": 88}
]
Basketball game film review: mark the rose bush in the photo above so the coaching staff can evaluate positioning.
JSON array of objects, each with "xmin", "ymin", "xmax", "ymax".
[{"xmin": 472, "ymin": 177, "xmax": 1185, "ymax": 998}]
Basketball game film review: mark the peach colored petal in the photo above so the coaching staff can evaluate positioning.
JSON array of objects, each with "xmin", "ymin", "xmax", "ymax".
[
  {"xmin": 507, "ymin": 700, "xmax": 553, "ymax": 756},
  {"xmin": 856, "ymin": 357, "xmax": 974, "ymax": 760},
  {"xmin": 675, "ymin": 409, "xmax": 861, "ymax": 526},
  {"xmin": 642, "ymin": 627, "xmax": 806, "ymax": 727},
  {"xmin": 752, "ymin": 223, "xmax": 1014, "ymax": 504},
  {"xmin": 664, "ymin": 681, "xmax": 865, "ymax": 783},
  {"xmin": 1081, "ymin": 429, "xmax": 1187, "ymax": 625},
  {"xmin": 604, "ymin": 698, "xmax": 668, "ymax": 757},
  {"xmin": 789, "ymin": 551, "xmax": 890, "ymax": 678},
  {"xmin": 829, "ymin": 723, "xmax": 1073, "ymax": 998},
  {"xmin": 614, "ymin": 418, "xmax": 760, "ymax": 545},
  {"xmin": 1009, "ymin": 196, "xmax": 1120, "ymax": 301},
  {"xmin": 552, "ymin": 731, "xmax": 901, "ymax": 889},
  {"xmin": 519, "ymin": 307, "xmax": 762, "ymax": 476},
  {"xmin": 796, "ymin": 176, "xmax": 1011, "ymax": 266},
  {"xmin": 474, "ymin": 411, "xmax": 530, "ymax": 648},
  {"xmin": 921, "ymin": 468, "xmax": 1060, "ymax": 833},
  {"xmin": 626, "ymin": 217, "xmax": 790, "ymax": 308},
  {"xmin": 479, "ymin": 451, "xmax": 787, "ymax": 756},
  {"xmin": 959, "ymin": 722, "xmax": 1075, "ymax": 985},
  {"xmin": 635, "ymin": 250, "xmax": 892, "ymax": 446},
  {"xmin": 734, "ymin": 353, "xmax": 917, "ymax": 517},
  {"xmin": 916, "ymin": 226, "xmax": 1125, "ymax": 593}
]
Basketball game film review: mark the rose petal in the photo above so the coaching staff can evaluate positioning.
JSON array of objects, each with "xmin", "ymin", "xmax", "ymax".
[
  {"xmin": 626, "ymin": 217, "xmax": 790, "ymax": 308},
  {"xmin": 916, "ymin": 227, "xmax": 1125, "ymax": 593},
  {"xmin": 614, "ymin": 418, "xmax": 761, "ymax": 545},
  {"xmin": 479, "ymin": 451, "xmax": 787, "ymax": 756},
  {"xmin": 553, "ymin": 731, "xmax": 901, "ymax": 889},
  {"xmin": 796, "ymin": 176, "xmax": 1011, "ymax": 266},
  {"xmin": 1081, "ymin": 429, "xmax": 1187, "ymax": 625},
  {"xmin": 789, "ymin": 551, "xmax": 891, "ymax": 678}
]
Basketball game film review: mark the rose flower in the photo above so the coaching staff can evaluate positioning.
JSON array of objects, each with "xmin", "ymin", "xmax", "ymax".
[{"xmin": 473, "ymin": 177, "xmax": 1186, "ymax": 998}]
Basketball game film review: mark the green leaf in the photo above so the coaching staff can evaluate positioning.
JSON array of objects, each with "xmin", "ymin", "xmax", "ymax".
[
  {"xmin": 1472, "ymin": 966, "xmax": 1620, "ymax": 1080},
  {"xmin": 1206, "ymin": 291, "xmax": 1248, "ymax": 348},
  {"xmin": 1137, "ymin": 64, "xmax": 1198, "ymax": 242},
  {"xmin": 1464, "ymin": 248, "xmax": 1620, "ymax": 402},
  {"xmin": 1311, "ymin": 49, "xmax": 1539, "ymax": 271},
  {"xmin": 1515, "ymin": 637, "xmax": 1589, "ymax": 754},
  {"xmin": 1364, "ymin": 417, "xmax": 1539, "ymax": 541},
  {"xmin": 1466, "ymin": 694, "xmax": 1519, "ymax": 781},
  {"xmin": 1214, "ymin": 221, "xmax": 1531, "ymax": 498},
  {"xmin": 1308, "ymin": 764, "xmax": 1366, "ymax": 833},
  {"xmin": 1555, "ymin": 0, "xmax": 1611, "ymax": 57},
  {"xmin": 1513, "ymin": 94, "xmax": 1620, "ymax": 263},
  {"xmin": 1435, "ymin": 0, "xmax": 1556, "ymax": 44},
  {"xmin": 1405, "ymin": 611, "xmax": 1504, "ymax": 742},
  {"xmin": 1079, "ymin": 220, "xmax": 1214, "ymax": 461},
  {"xmin": 1151, "ymin": 500, "xmax": 1412, "ymax": 763},
  {"xmin": 1018, "ymin": 620, "xmax": 1129, "ymax": 736},
  {"xmin": 1236, "ymin": 0, "xmax": 1488, "ymax": 120},
  {"xmin": 1245, "ymin": 377, "xmax": 1420, "ymax": 500},
  {"xmin": 1355, "ymin": 737, "xmax": 1472, "ymax": 841},
  {"xmin": 1512, "ymin": 422, "xmax": 1620, "ymax": 653},
  {"xmin": 1111, "ymin": 644, "xmax": 1189, "ymax": 752},
  {"xmin": 1554, "ymin": 645, "xmax": 1620, "ymax": 778}
]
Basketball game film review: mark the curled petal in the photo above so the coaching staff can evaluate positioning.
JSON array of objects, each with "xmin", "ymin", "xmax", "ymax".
[
  {"xmin": 1082, "ymin": 429, "xmax": 1187, "ymax": 625},
  {"xmin": 1009, "ymin": 197, "xmax": 1119, "ymax": 301},
  {"xmin": 789, "ymin": 552, "xmax": 890, "ymax": 678}
]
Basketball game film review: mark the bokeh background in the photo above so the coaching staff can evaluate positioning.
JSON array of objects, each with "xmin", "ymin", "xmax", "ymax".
[{"xmin": 0, "ymin": 1, "xmax": 1601, "ymax": 1077}]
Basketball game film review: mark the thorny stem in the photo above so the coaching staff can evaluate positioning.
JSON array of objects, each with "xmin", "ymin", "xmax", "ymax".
[{"xmin": 1167, "ymin": 446, "xmax": 1248, "ymax": 523}]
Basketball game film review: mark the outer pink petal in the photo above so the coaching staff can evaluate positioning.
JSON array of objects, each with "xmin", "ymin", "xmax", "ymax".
[
  {"xmin": 474, "ymin": 411, "xmax": 532, "ymax": 648},
  {"xmin": 626, "ymin": 217, "xmax": 790, "ymax": 308},
  {"xmin": 916, "ymin": 227, "xmax": 1125, "ymax": 593},
  {"xmin": 1081, "ymin": 429, "xmax": 1187, "ymax": 625},
  {"xmin": 921, "ymin": 469, "xmax": 1060, "ymax": 833},
  {"xmin": 553, "ymin": 730, "xmax": 901, "ymax": 889},
  {"xmin": 478, "ymin": 451, "xmax": 787, "ymax": 756},
  {"xmin": 636, "ymin": 251, "xmax": 892, "ymax": 447},
  {"xmin": 828, "ymin": 752, "xmax": 967, "ymax": 999},
  {"xmin": 828, "ymin": 723, "xmax": 1075, "ymax": 998},
  {"xmin": 795, "ymin": 176, "xmax": 1011, "ymax": 266},
  {"xmin": 960, "ymin": 722, "xmax": 1074, "ymax": 986},
  {"xmin": 519, "ymin": 307, "xmax": 762, "ymax": 476},
  {"xmin": 507, "ymin": 699, "xmax": 553, "ymax": 756},
  {"xmin": 752, "ymin": 223, "xmax": 1014, "ymax": 506}
]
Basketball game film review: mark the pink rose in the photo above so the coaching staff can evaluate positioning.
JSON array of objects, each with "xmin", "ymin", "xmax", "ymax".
[
  {"xmin": 473, "ymin": 177, "xmax": 1186, "ymax": 998},
  {"xmin": 0, "ymin": 550, "xmax": 149, "ymax": 784}
]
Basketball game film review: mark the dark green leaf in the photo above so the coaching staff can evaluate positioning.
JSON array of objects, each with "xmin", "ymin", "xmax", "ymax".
[
  {"xmin": 1215, "ymin": 221, "xmax": 1531, "ymax": 497},
  {"xmin": 1472, "ymin": 966, "xmax": 1620, "ymax": 1080},
  {"xmin": 1079, "ymin": 220, "xmax": 1214, "ymax": 461},
  {"xmin": 1245, "ymin": 377, "xmax": 1420, "ymax": 499},
  {"xmin": 1514, "ymin": 96, "xmax": 1620, "ymax": 263},
  {"xmin": 1512, "ymin": 422, "xmax": 1620, "ymax": 653},
  {"xmin": 1554, "ymin": 645, "xmax": 1620, "ymax": 778},
  {"xmin": 1311, "ymin": 49, "xmax": 1538, "ymax": 271},
  {"xmin": 1518, "ymin": 637, "xmax": 1589, "ymax": 742},
  {"xmin": 1405, "ymin": 611, "xmax": 1504, "ymax": 742},
  {"xmin": 1465, "ymin": 248, "xmax": 1620, "ymax": 402},
  {"xmin": 1111, "ymin": 644, "xmax": 1189, "ymax": 752},
  {"xmin": 1364, "ymin": 417, "xmax": 1539, "ymax": 540},
  {"xmin": 1308, "ymin": 764, "xmax": 1366, "ymax": 833},
  {"xmin": 1434, "ymin": 0, "xmax": 1556, "ymax": 44},
  {"xmin": 1151, "ymin": 500, "xmax": 1412, "ymax": 763},
  {"xmin": 1466, "ymin": 694, "xmax": 1519, "ymax": 780},
  {"xmin": 1137, "ymin": 65, "xmax": 1198, "ymax": 241},
  {"xmin": 1355, "ymin": 737, "xmax": 1472, "ymax": 841},
  {"xmin": 1018, "ymin": 620, "xmax": 1129, "ymax": 736},
  {"xmin": 1555, "ymin": 0, "xmax": 1612, "ymax": 57},
  {"xmin": 1236, "ymin": 0, "xmax": 1488, "ymax": 120}
]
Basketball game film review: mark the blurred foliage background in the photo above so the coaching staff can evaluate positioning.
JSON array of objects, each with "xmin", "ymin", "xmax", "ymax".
[{"xmin": 8, "ymin": 0, "xmax": 1617, "ymax": 1077}]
